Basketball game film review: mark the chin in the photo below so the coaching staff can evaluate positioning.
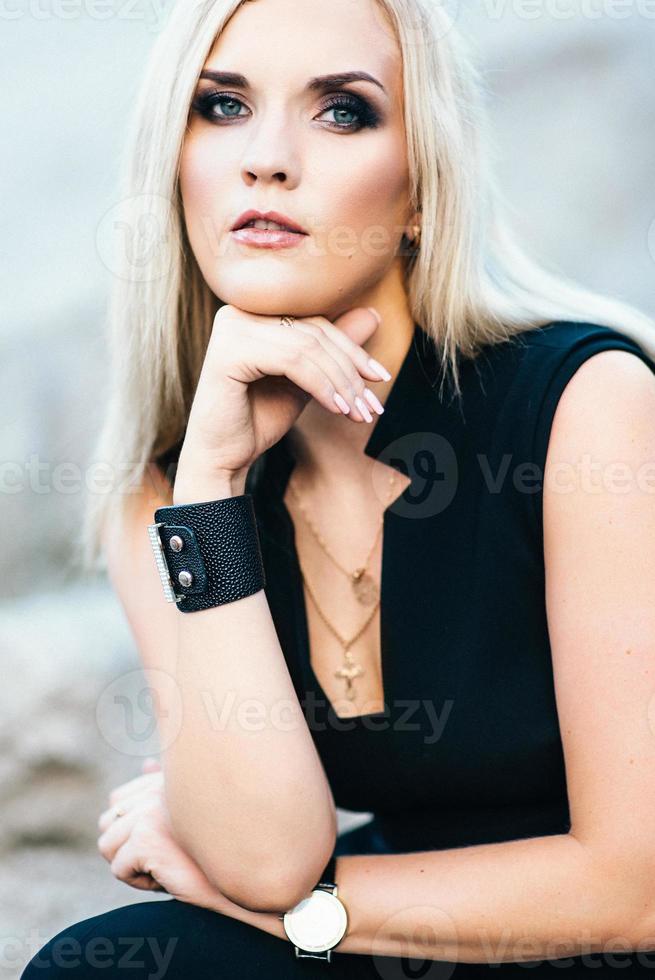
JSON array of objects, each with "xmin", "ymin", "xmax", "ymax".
[{"xmin": 212, "ymin": 274, "xmax": 344, "ymax": 321}]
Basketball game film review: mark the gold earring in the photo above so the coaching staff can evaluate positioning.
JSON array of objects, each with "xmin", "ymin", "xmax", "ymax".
[{"xmin": 410, "ymin": 224, "xmax": 421, "ymax": 247}]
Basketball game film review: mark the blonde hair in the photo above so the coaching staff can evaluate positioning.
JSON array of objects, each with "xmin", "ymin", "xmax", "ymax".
[{"xmin": 78, "ymin": 0, "xmax": 655, "ymax": 574}]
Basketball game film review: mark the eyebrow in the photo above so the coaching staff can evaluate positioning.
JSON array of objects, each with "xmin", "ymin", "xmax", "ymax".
[{"xmin": 197, "ymin": 69, "xmax": 387, "ymax": 96}]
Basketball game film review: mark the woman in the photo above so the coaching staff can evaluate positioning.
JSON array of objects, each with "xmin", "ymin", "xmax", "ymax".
[{"xmin": 23, "ymin": 0, "xmax": 655, "ymax": 975}]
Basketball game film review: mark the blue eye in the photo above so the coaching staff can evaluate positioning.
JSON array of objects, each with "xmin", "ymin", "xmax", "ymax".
[
  {"xmin": 317, "ymin": 95, "xmax": 381, "ymax": 131},
  {"xmin": 192, "ymin": 92, "xmax": 248, "ymax": 121},
  {"xmin": 191, "ymin": 90, "xmax": 381, "ymax": 132}
]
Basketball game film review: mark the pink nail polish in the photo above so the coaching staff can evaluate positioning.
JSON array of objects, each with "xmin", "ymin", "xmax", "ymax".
[
  {"xmin": 333, "ymin": 392, "xmax": 351, "ymax": 414},
  {"xmin": 368, "ymin": 357, "xmax": 392, "ymax": 382},
  {"xmin": 363, "ymin": 387, "xmax": 385, "ymax": 415},
  {"xmin": 355, "ymin": 396, "xmax": 373, "ymax": 423}
]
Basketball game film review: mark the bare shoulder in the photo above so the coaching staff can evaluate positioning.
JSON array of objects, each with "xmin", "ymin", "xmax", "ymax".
[
  {"xmin": 548, "ymin": 347, "xmax": 655, "ymax": 441},
  {"xmin": 543, "ymin": 346, "xmax": 655, "ymax": 549}
]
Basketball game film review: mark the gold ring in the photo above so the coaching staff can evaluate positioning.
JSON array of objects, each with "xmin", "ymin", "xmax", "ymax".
[
  {"xmin": 280, "ymin": 315, "xmax": 296, "ymax": 328},
  {"xmin": 113, "ymin": 807, "xmax": 126, "ymax": 821}
]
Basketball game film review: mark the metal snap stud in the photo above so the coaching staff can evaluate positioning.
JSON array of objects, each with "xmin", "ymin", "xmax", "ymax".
[
  {"xmin": 178, "ymin": 570, "xmax": 193, "ymax": 587},
  {"xmin": 169, "ymin": 535, "xmax": 184, "ymax": 552}
]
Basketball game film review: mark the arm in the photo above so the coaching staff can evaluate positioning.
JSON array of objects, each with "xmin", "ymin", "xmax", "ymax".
[
  {"xmin": 333, "ymin": 832, "xmax": 641, "ymax": 962},
  {"xmin": 288, "ymin": 350, "xmax": 655, "ymax": 961},
  {"xmin": 103, "ymin": 304, "xmax": 388, "ymax": 910},
  {"xmin": 166, "ymin": 465, "xmax": 338, "ymax": 911},
  {"xmin": 105, "ymin": 462, "xmax": 337, "ymax": 913}
]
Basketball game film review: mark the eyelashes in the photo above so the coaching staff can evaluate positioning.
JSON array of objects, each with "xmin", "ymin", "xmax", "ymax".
[
  {"xmin": 321, "ymin": 94, "xmax": 381, "ymax": 131},
  {"xmin": 190, "ymin": 90, "xmax": 382, "ymax": 132}
]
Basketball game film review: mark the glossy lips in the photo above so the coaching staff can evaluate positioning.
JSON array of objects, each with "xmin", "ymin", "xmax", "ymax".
[{"xmin": 230, "ymin": 209, "xmax": 309, "ymax": 249}]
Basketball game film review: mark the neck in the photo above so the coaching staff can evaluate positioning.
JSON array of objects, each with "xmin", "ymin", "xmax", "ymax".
[{"xmin": 287, "ymin": 297, "xmax": 415, "ymax": 491}]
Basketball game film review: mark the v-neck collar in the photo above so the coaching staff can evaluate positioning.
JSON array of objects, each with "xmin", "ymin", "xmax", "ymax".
[
  {"xmin": 245, "ymin": 320, "xmax": 467, "ymax": 723},
  {"xmin": 247, "ymin": 320, "xmax": 456, "ymax": 518}
]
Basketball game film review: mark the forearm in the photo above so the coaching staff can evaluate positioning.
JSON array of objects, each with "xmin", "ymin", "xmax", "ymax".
[
  {"xmin": 333, "ymin": 833, "xmax": 648, "ymax": 964},
  {"xmin": 162, "ymin": 469, "xmax": 337, "ymax": 910}
]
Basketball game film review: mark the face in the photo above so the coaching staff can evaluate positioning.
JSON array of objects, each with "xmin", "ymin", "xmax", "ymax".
[{"xmin": 179, "ymin": 0, "xmax": 417, "ymax": 321}]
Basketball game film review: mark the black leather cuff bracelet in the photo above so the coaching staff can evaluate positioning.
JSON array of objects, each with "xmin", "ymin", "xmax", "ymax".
[{"xmin": 146, "ymin": 494, "xmax": 266, "ymax": 613}]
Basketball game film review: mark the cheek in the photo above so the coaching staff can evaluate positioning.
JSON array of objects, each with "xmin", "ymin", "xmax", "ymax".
[
  {"xmin": 179, "ymin": 138, "xmax": 231, "ymax": 253},
  {"xmin": 317, "ymin": 137, "xmax": 410, "ymax": 253}
]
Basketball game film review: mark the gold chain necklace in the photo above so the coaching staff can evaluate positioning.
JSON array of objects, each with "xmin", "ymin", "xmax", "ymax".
[
  {"xmin": 300, "ymin": 569, "xmax": 379, "ymax": 701},
  {"xmin": 287, "ymin": 469, "xmax": 398, "ymax": 607},
  {"xmin": 286, "ymin": 468, "xmax": 399, "ymax": 702}
]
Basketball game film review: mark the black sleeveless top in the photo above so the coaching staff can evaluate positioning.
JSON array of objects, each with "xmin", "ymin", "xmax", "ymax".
[{"xmin": 156, "ymin": 320, "xmax": 655, "ymax": 864}]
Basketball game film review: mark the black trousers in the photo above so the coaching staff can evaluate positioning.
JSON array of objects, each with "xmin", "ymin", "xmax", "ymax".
[
  {"xmin": 19, "ymin": 895, "xmax": 379, "ymax": 979},
  {"xmin": 18, "ymin": 823, "xmax": 402, "ymax": 979},
  {"xmin": 21, "ymin": 820, "xmax": 654, "ymax": 978}
]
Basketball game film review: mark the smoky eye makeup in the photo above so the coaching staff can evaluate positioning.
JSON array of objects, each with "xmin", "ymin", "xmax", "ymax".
[{"xmin": 190, "ymin": 87, "xmax": 384, "ymax": 132}]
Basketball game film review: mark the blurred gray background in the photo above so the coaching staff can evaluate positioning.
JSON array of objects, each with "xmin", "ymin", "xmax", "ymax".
[{"xmin": 2, "ymin": 3, "xmax": 654, "ymax": 976}]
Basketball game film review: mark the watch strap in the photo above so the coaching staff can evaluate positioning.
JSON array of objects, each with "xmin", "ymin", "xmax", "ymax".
[{"xmin": 316, "ymin": 854, "xmax": 337, "ymax": 890}]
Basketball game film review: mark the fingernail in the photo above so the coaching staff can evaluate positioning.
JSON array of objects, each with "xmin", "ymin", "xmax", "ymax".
[
  {"xmin": 367, "ymin": 307, "xmax": 382, "ymax": 325},
  {"xmin": 363, "ymin": 388, "xmax": 385, "ymax": 415},
  {"xmin": 333, "ymin": 392, "xmax": 351, "ymax": 414},
  {"xmin": 368, "ymin": 357, "xmax": 392, "ymax": 382},
  {"xmin": 355, "ymin": 396, "xmax": 373, "ymax": 423}
]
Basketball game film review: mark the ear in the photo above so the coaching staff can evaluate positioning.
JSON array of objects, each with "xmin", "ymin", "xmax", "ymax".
[{"xmin": 403, "ymin": 209, "xmax": 422, "ymax": 244}]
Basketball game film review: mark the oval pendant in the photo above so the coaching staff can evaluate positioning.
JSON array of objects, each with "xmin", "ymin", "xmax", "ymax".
[{"xmin": 352, "ymin": 571, "xmax": 379, "ymax": 606}]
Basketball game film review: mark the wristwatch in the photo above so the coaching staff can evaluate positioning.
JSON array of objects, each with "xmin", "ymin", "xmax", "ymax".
[{"xmin": 279, "ymin": 855, "xmax": 348, "ymax": 962}]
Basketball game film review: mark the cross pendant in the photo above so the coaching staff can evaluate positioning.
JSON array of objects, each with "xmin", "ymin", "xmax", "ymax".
[{"xmin": 334, "ymin": 660, "xmax": 365, "ymax": 700}]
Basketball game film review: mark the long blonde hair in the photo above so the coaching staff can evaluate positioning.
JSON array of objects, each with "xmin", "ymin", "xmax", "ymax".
[{"xmin": 79, "ymin": 0, "xmax": 655, "ymax": 574}]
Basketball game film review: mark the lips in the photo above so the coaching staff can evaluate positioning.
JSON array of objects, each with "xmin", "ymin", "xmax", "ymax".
[{"xmin": 231, "ymin": 209, "xmax": 308, "ymax": 235}]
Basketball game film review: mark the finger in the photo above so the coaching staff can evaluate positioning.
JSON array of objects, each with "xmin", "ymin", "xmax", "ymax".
[
  {"xmin": 97, "ymin": 806, "xmax": 142, "ymax": 863},
  {"xmin": 302, "ymin": 309, "xmax": 390, "ymax": 383},
  {"xmin": 107, "ymin": 771, "xmax": 162, "ymax": 808},
  {"xmin": 331, "ymin": 306, "xmax": 384, "ymax": 348},
  {"xmin": 120, "ymin": 876, "xmax": 166, "ymax": 892},
  {"xmin": 241, "ymin": 323, "xmax": 370, "ymax": 421},
  {"xmin": 110, "ymin": 838, "xmax": 161, "ymax": 890},
  {"xmin": 99, "ymin": 787, "xmax": 161, "ymax": 833},
  {"xmin": 287, "ymin": 320, "xmax": 386, "ymax": 421},
  {"xmin": 142, "ymin": 757, "xmax": 161, "ymax": 773}
]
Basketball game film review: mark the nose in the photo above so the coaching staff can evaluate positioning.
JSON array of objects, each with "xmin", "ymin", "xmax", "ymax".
[{"xmin": 239, "ymin": 111, "xmax": 301, "ymax": 187}]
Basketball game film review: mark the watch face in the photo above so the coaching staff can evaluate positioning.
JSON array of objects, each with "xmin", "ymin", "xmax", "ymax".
[{"xmin": 283, "ymin": 889, "xmax": 348, "ymax": 953}]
